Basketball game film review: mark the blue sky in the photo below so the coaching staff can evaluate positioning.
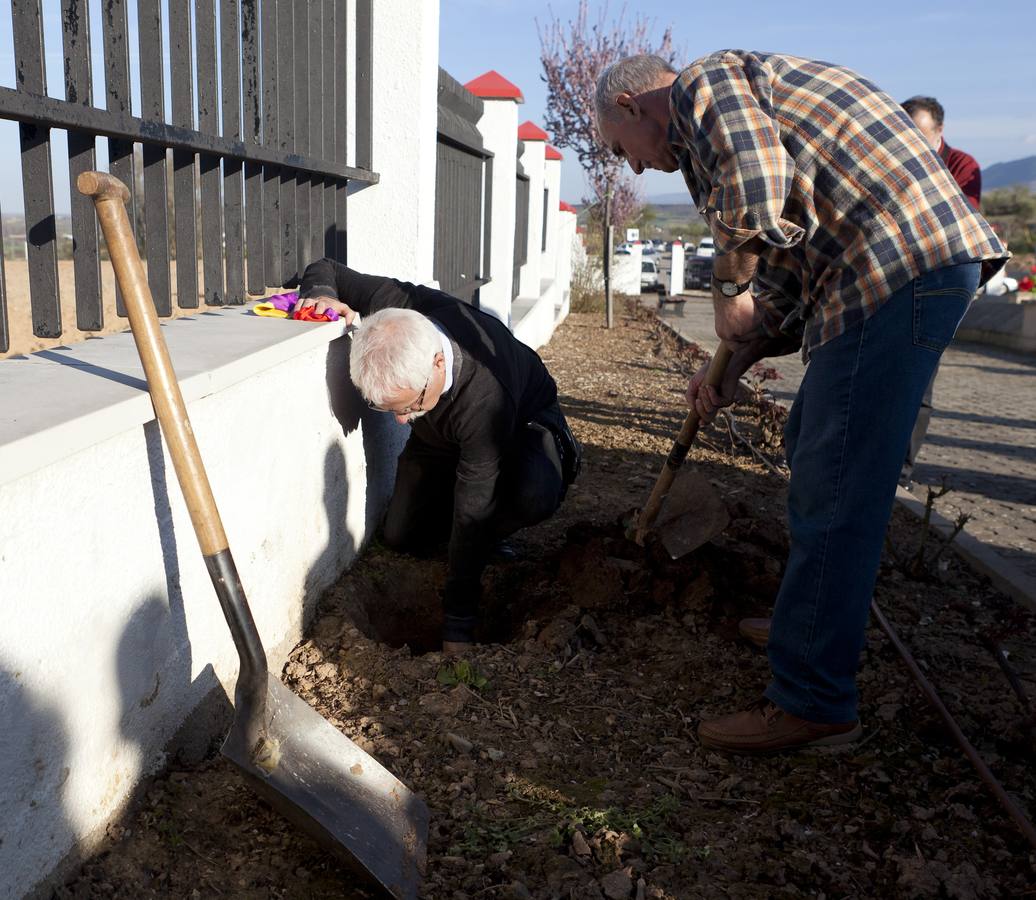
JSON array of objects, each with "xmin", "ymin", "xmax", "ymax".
[
  {"xmin": 0, "ymin": 0, "xmax": 1032, "ymax": 213},
  {"xmin": 440, "ymin": 0, "xmax": 1036, "ymax": 202}
]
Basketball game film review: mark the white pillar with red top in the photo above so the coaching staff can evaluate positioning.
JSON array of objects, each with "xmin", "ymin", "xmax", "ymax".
[{"xmin": 465, "ymin": 70, "xmax": 524, "ymax": 325}]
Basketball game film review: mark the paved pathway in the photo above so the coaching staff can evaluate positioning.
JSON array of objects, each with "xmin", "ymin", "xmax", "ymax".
[{"xmin": 653, "ymin": 293, "xmax": 1036, "ymax": 598}]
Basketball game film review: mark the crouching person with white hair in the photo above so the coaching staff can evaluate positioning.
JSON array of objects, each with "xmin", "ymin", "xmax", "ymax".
[{"xmin": 297, "ymin": 259, "xmax": 581, "ymax": 654}]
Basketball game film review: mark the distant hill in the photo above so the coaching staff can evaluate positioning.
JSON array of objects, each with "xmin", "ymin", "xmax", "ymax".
[
  {"xmin": 984, "ymin": 155, "xmax": 1036, "ymax": 191},
  {"xmin": 645, "ymin": 157, "xmax": 1036, "ymax": 195},
  {"xmin": 647, "ymin": 192, "xmax": 697, "ymax": 205}
]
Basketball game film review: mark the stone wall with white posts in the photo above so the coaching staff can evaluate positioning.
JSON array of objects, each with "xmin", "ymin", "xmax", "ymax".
[{"xmin": 464, "ymin": 81, "xmax": 574, "ymax": 351}]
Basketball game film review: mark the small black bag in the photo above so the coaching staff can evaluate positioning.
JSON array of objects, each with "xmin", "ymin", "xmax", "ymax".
[
  {"xmin": 555, "ymin": 416, "xmax": 582, "ymax": 487},
  {"xmin": 529, "ymin": 405, "xmax": 581, "ymax": 489}
]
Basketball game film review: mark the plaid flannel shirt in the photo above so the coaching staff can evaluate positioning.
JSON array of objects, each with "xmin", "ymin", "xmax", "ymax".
[{"xmin": 667, "ymin": 50, "xmax": 1008, "ymax": 357}]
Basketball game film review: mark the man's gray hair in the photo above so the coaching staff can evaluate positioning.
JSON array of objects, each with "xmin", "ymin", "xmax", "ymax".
[
  {"xmin": 349, "ymin": 307, "xmax": 440, "ymax": 408},
  {"xmin": 595, "ymin": 54, "xmax": 677, "ymax": 127}
]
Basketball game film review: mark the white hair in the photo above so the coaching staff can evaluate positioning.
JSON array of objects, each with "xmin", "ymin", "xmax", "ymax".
[
  {"xmin": 594, "ymin": 54, "xmax": 677, "ymax": 127},
  {"xmin": 349, "ymin": 307, "xmax": 440, "ymax": 408}
]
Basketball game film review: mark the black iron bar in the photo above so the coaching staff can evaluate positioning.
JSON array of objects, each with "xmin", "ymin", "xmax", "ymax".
[
  {"xmin": 221, "ymin": 0, "xmax": 245, "ymax": 304},
  {"xmin": 13, "ymin": 0, "xmax": 61, "ymax": 337},
  {"xmin": 139, "ymin": 0, "xmax": 172, "ymax": 315},
  {"xmin": 169, "ymin": 0, "xmax": 199, "ymax": 309},
  {"xmin": 241, "ymin": 0, "xmax": 264, "ymax": 294},
  {"xmin": 197, "ymin": 0, "xmax": 225, "ymax": 306},
  {"xmin": 61, "ymin": 0, "xmax": 102, "ymax": 330}
]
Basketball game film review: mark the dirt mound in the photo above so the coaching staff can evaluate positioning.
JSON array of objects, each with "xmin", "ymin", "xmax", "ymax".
[{"xmin": 60, "ymin": 310, "xmax": 1036, "ymax": 900}]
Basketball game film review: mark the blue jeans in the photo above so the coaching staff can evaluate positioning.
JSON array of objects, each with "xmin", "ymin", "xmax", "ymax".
[{"xmin": 765, "ymin": 263, "xmax": 980, "ymax": 723}]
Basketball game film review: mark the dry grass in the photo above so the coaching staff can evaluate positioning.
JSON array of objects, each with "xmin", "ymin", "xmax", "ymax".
[{"xmin": 0, "ymin": 259, "xmax": 249, "ymax": 359}]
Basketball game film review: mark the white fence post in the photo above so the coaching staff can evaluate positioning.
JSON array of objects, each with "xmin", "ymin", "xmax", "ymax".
[
  {"xmin": 467, "ymin": 71, "xmax": 523, "ymax": 324},
  {"xmin": 541, "ymin": 145, "xmax": 562, "ymax": 287},
  {"xmin": 516, "ymin": 121, "xmax": 546, "ymax": 299},
  {"xmin": 669, "ymin": 241, "xmax": 685, "ymax": 296}
]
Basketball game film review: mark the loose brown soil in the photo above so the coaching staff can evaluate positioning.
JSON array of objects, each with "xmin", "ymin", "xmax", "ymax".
[{"xmin": 60, "ymin": 308, "xmax": 1036, "ymax": 899}]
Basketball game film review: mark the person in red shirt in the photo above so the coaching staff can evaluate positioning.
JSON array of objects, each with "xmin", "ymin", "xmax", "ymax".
[
  {"xmin": 900, "ymin": 95, "xmax": 982, "ymax": 486},
  {"xmin": 902, "ymin": 96, "xmax": 981, "ymax": 209}
]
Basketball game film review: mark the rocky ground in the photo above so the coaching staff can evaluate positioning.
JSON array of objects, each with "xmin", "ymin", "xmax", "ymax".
[{"xmin": 61, "ymin": 306, "xmax": 1036, "ymax": 899}]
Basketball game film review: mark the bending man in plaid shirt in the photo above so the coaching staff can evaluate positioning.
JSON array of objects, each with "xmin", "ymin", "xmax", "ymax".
[{"xmin": 595, "ymin": 51, "xmax": 1008, "ymax": 754}]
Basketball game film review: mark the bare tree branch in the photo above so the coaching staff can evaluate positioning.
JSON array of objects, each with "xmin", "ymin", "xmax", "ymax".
[{"xmin": 536, "ymin": 0, "xmax": 675, "ymax": 228}]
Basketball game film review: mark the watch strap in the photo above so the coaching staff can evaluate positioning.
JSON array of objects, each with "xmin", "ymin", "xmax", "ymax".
[{"xmin": 711, "ymin": 275, "xmax": 753, "ymax": 297}]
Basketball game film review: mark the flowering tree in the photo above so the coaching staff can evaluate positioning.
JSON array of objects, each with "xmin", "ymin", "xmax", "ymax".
[{"xmin": 538, "ymin": 1, "xmax": 675, "ymax": 233}]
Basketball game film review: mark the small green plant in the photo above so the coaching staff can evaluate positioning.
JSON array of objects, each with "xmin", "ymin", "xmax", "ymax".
[
  {"xmin": 155, "ymin": 816, "xmax": 184, "ymax": 849},
  {"xmin": 446, "ymin": 783, "xmax": 691, "ymax": 863},
  {"xmin": 436, "ymin": 659, "xmax": 489, "ymax": 690},
  {"xmin": 507, "ymin": 781, "xmax": 687, "ymax": 863}
]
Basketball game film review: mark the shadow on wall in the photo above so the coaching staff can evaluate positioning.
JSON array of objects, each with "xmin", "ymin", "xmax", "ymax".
[
  {"xmin": 0, "ymin": 667, "xmax": 74, "ymax": 900},
  {"xmin": 137, "ymin": 420, "xmax": 224, "ymax": 751},
  {"xmin": 324, "ymin": 329, "xmax": 408, "ymax": 550}
]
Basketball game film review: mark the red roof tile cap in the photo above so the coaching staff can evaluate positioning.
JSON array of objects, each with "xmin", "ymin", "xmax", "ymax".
[{"xmin": 464, "ymin": 70, "xmax": 524, "ymax": 102}]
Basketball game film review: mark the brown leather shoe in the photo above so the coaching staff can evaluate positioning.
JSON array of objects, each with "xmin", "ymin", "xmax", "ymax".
[
  {"xmin": 698, "ymin": 698, "xmax": 862, "ymax": 755},
  {"xmin": 738, "ymin": 617, "xmax": 771, "ymax": 649}
]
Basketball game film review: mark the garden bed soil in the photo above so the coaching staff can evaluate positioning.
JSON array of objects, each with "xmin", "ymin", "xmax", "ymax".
[{"xmin": 60, "ymin": 308, "xmax": 1036, "ymax": 899}]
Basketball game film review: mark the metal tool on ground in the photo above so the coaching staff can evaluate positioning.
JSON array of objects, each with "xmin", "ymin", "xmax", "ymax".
[
  {"xmin": 633, "ymin": 342, "xmax": 733, "ymax": 557},
  {"xmin": 79, "ymin": 171, "xmax": 427, "ymax": 900}
]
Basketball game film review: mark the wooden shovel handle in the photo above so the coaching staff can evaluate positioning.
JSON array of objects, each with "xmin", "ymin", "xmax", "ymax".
[
  {"xmin": 635, "ymin": 342, "xmax": 733, "ymax": 544},
  {"xmin": 78, "ymin": 171, "xmax": 229, "ymax": 557}
]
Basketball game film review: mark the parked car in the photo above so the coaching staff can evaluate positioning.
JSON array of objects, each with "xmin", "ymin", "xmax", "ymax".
[
  {"xmin": 641, "ymin": 259, "xmax": 661, "ymax": 290},
  {"xmin": 685, "ymin": 254, "xmax": 713, "ymax": 290},
  {"xmin": 695, "ymin": 237, "xmax": 715, "ymax": 258},
  {"xmin": 642, "ymin": 245, "xmax": 657, "ymax": 256}
]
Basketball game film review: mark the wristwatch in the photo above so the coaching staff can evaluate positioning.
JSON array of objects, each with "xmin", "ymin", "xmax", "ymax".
[{"xmin": 711, "ymin": 275, "xmax": 753, "ymax": 298}]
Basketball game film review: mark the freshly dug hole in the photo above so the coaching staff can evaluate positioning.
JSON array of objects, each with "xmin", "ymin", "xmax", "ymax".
[{"xmin": 324, "ymin": 517, "xmax": 783, "ymax": 656}]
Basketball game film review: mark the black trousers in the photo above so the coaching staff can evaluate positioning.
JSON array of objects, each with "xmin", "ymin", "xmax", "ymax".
[{"xmin": 383, "ymin": 411, "xmax": 565, "ymax": 558}]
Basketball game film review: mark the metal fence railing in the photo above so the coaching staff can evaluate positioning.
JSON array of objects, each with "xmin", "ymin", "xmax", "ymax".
[
  {"xmin": 433, "ymin": 68, "xmax": 491, "ymax": 307},
  {"xmin": 541, "ymin": 187, "xmax": 549, "ymax": 253},
  {"xmin": 512, "ymin": 143, "xmax": 530, "ymax": 301},
  {"xmin": 0, "ymin": 0, "xmax": 376, "ymax": 355}
]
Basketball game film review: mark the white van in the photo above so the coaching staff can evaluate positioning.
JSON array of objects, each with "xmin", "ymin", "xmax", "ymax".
[
  {"xmin": 641, "ymin": 259, "xmax": 660, "ymax": 290},
  {"xmin": 696, "ymin": 237, "xmax": 715, "ymax": 258}
]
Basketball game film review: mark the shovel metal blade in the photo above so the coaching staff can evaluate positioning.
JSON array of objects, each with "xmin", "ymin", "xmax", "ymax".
[
  {"xmin": 654, "ymin": 469, "xmax": 730, "ymax": 559},
  {"xmin": 222, "ymin": 674, "xmax": 428, "ymax": 900}
]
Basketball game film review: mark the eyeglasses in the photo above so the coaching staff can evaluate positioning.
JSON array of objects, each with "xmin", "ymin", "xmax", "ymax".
[{"xmin": 367, "ymin": 374, "xmax": 430, "ymax": 415}]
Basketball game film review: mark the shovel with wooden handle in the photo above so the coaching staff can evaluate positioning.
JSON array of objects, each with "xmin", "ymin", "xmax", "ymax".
[
  {"xmin": 78, "ymin": 171, "xmax": 427, "ymax": 900},
  {"xmin": 633, "ymin": 342, "xmax": 733, "ymax": 558}
]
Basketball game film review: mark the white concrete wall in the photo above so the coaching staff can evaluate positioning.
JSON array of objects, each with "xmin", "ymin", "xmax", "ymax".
[
  {"xmin": 572, "ymin": 227, "xmax": 588, "ymax": 269},
  {"xmin": 612, "ymin": 243, "xmax": 643, "ymax": 295},
  {"xmin": 517, "ymin": 139, "xmax": 545, "ymax": 299},
  {"xmin": 669, "ymin": 242, "xmax": 685, "ymax": 296},
  {"xmin": 0, "ymin": 312, "xmax": 407, "ymax": 900},
  {"xmin": 512, "ymin": 279, "xmax": 563, "ymax": 351},
  {"xmin": 0, "ymin": 2, "xmax": 438, "ymax": 895},
  {"xmin": 346, "ymin": 0, "xmax": 439, "ymax": 284},
  {"xmin": 541, "ymin": 159, "xmax": 561, "ymax": 286},
  {"xmin": 555, "ymin": 210, "xmax": 578, "ymax": 315},
  {"xmin": 474, "ymin": 98, "xmax": 520, "ymax": 324}
]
